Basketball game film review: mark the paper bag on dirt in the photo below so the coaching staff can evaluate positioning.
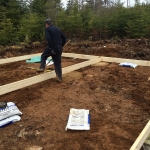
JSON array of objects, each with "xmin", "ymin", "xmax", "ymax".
[
  {"xmin": 65, "ymin": 108, "xmax": 90, "ymax": 130},
  {"xmin": 0, "ymin": 102, "xmax": 22, "ymax": 121}
]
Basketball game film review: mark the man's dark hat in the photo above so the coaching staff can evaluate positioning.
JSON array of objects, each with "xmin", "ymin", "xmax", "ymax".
[{"xmin": 45, "ymin": 19, "xmax": 52, "ymax": 24}]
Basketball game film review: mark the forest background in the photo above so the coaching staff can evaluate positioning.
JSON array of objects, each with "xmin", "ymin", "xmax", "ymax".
[{"xmin": 0, "ymin": 0, "xmax": 150, "ymax": 46}]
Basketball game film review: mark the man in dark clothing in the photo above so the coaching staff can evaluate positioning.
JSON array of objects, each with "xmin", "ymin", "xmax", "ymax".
[{"xmin": 37, "ymin": 19, "xmax": 66, "ymax": 81}]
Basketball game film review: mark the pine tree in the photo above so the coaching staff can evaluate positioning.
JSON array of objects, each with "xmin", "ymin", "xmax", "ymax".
[
  {"xmin": 45, "ymin": 0, "xmax": 62, "ymax": 21},
  {"xmin": 6, "ymin": 0, "xmax": 23, "ymax": 28},
  {"xmin": 31, "ymin": 0, "xmax": 47, "ymax": 15},
  {"xmin": 66, "ymin": 0, "xmax": 74, "ymax": 15}
]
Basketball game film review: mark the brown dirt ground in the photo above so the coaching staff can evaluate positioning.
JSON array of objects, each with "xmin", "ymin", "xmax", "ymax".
[
  {"xmin": 0, "ymin": 58, "xmax": 84, "ymax": 86},
  {"xmin": 0, "ymin": 41, "xmax": 150, "ymax": 150}
]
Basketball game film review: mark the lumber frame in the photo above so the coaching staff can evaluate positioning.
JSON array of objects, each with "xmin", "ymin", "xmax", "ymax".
[
  {"xmin": 1, "ymin": 54, "xmax": 150, "ymax": 66},
  {"xmin": 1, "ymin": 52, "xmax": 150, "ymax": 148},
  {"xmin": 130, "ymin": 120, "xmax": 150, "ymax": 150},
  {"xmin": 1, "ymin": 53, "xmax": 150, "ymax": 96},
  {"xmin": 0, "ymin": 53, "xmax": 98, "ymax": 64},
  {"xmin": 0, "ymin": 57, "xmax": 101, "ymax": 95}
]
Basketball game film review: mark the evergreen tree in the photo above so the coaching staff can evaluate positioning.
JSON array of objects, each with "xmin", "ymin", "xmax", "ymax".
[
  {"xmin": 6, "ymin": 0, "xmax": 23, "ymax": 28},
  {"xmin": 95, "ymin": 0, "xmax": 104, "ymax": 13},
  {"xmin": 45, "ymin": 0, "xmax": 62, "ymax": 21},
  {"xmin": 0, "ymin": 0, "xmax": 9, "ymax": 7},
  {"xmin": 0, "ymin": 5, "xmax": 6, "ymax": 22},
  {"xmin": 80, "ymin": 5, "xmax": 93, "ymax": 39},
  {"xmin": 0, "ymin": 19, "xmax": 15, "ymax": 45},
  {"xmin": 18, "ymin": 13, "xmax": 44, "ymax": 42},
  {"xmin": 66, "ymin": 0, "xmax": 74, "ymax": 15},
  {"xmin": 31, "ymin": 0, "xmax": 47, "ymax": 15}
]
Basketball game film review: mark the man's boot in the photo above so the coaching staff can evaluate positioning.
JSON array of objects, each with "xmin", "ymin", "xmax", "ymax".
[
  {"xmin": 36, "ymin": 68, "xmax": 45, "ymax": 73},
  {"xmin": 56, "ymin": 75, "xmax": 62, "ymax": 82}
]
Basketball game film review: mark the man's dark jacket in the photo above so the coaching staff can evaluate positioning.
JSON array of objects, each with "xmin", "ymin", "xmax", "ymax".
[{"xmin": 45, "ymin": 25, "xmax": 66, "ymax": 49}]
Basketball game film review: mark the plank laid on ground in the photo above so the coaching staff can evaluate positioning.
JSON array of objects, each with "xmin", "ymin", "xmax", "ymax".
[
  {"xmin": 0, "ymin": 53, "xmax": 41, "ymax": 64},
  {"xmin": 0, "ymin": 53, "xmax": 98, "ymax": 64},
  {"xmin": 62, "ymin": 53, "xmax": 99, "ymax": 59},
  {"xmin": 101, "ymin": 57, "xmax": 150, "ymax": 66},
  {"xmin": 130, "ymin": 120, "xmax": 150, "ymax": 150},
  {"xmin": 0, "ymin": 57, "xmax": 101, "ymax": 95}
]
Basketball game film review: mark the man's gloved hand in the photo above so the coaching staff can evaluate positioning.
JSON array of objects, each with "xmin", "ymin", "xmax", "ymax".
[
  {"xmin": 49, "ymin": 48, "xmax": 56, "ymax": 55},
  {"xmin": 51, "ymin": 49, "xmax": 56, "ymax": 55}
]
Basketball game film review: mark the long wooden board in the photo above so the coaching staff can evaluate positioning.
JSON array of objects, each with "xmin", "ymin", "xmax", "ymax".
[
  {"xmin": 101, "ymin": 57, "xmax": 150, "ymax": 66},
  {"xmin": 0, "ymin": 53, "xmax": 41, "ymax": 64},
  {"xmin": 0, "ymin": 53, "xmax": 98, "ymax": 64},
  {"xmin": 1, "ymin": 53, "xmax": 150, "ymax": 66},
  {"xmin": 130, "ymin": 120, "xmax": 150, "ymax": 150},
  {"xmin": 62, "ymin": 53, "xmax": 99, "ymax": 59},
  {"xmin": 0, "ymin": 57, "xmax": 101, "ymax": 95}
]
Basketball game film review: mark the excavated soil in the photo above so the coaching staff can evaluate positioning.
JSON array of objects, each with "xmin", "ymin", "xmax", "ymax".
[
  {"xmin": 0, "ymin": 41, "xmax": 150, "ymax": 150},
  {"xmin": 0, "ymin": 58, "xmax": 84, "ymax": 86}
]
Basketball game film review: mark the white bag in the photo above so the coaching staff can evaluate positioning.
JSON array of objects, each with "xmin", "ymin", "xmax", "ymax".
[
  {"xmin": 66, "ymin": 108, "xmax": 90, "ymax": 130},
  {"xmin": 119, "ymin": 62, "xmax": 137, "ymax": 68},
  {"xmin": 46, "ymin": 60, "xmax": 54, "ymax": 66},
  {"xmin": 0, "ymin": 115, "xmax": 21, "ymax": 128},
  {"xmin": 0, "ymin": 102, "xmax": 22, "ymax": 121}
]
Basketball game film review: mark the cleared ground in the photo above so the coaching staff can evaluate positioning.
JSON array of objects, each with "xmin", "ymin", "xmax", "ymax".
[{"xmin": 0, "ymin": 40, "xmax": 150, "ymax": 150}]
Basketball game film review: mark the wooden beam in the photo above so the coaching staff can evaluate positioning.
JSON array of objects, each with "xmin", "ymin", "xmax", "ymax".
[
  {"xmin": 0, "ymin": 53, "xmax": 98, "ymax": 64},
  {"xmin": 101, "ymin": 57, "xmax": 150, "ymax": 66},
  {"xmin": 1, "ymin": 53, "xmax": 150, "ymax": 66},
  {"xmin": 0, "ymin": 57, "xmax": 101, "ymax": 95},
  {"xmin": 62, "ymin": 53, "xmax": 99, "ymax": 59},
  {"xmin": 0, "ymin": 53, "xmax": 41, "ymax": 64},
  {"xmin": 130, "ymin": 120, "xmax": 150, "ymax": 150}
]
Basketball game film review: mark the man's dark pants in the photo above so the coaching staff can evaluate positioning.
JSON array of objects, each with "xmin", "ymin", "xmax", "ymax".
[{"xmin": 40, "ymin": 46, "xmax": 62, "ymax": 80}]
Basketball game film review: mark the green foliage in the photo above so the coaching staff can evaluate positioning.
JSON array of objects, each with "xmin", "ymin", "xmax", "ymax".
[
  {"xmin": 107, "ymin": 6, "xmax": 127, "ymax": 38},
  {"xmin": 45, "ymin": 0, "xmax": 61, "ymax": 20},
  {"xmin": 57, "ymin": 1, "xmax": 83, "ymax": 39},
  {"xmin": 18, "ymin": 13, "xmax": 44, "ymax": 42},
  {"xmin": 31, "ymin": 0, "xmax": 47, "ymax": 15},
  {"xmin": 80, "ymin": 6, "xmax": 93, "ymax": 39},
  {"xmin": 6, "ymin": 0, "xmax": 23, "ymax": 28},
  {"xmin": 126, "ymin": 4, "xmax": 150, "ymax": 38},
  {"xmin": 0, "ymin": 6, "xmax": 6, "ymax": 22},
  {"xmin": 0, "ymin": 19, "xmax": 15, "ymax": 45},
  {"xmin": 1, "ymin": 0, "xmax": 150, "ymax": 46},
  {"xmin": 0, "ymin": 0, "xmax": 9, "ymax": 7}
]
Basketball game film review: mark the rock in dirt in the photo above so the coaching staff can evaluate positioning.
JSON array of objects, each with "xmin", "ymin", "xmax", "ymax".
[
  {"xmin": 25, "ymin": 146, "xmax": 43, "ymax": 150},
  {"xmin": 18, "ymin": 128, "xmax": 41, "ymax": 139},
  {"xmin": 35, "ymin": 130, "xmax": 41, "ymax": 136},
  {"xmin": 17, "ymin": 128, "xmax": 27, "ymax": 138}
]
